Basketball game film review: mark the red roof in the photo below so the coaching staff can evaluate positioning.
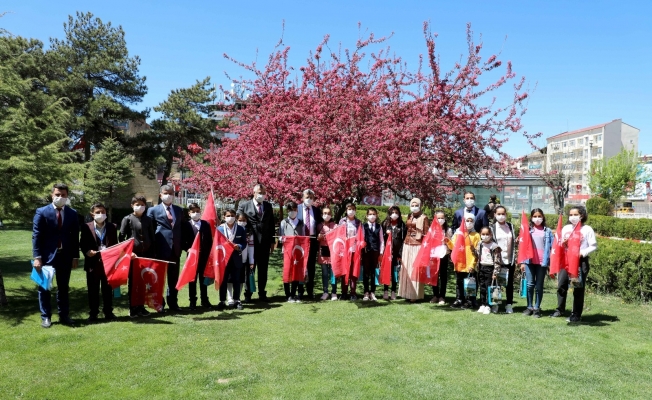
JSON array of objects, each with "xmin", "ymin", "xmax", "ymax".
[{"xmin": 547, "ymin": 121, "xmax": 613, "ymax": 141}]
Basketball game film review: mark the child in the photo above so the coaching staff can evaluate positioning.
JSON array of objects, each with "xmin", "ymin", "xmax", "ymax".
[
  {"xmin": 490, "ymin": 206, "xmax": 516, "ymax": 314},
  {"xmin": 431, "ymin": 210, "xmax": 453, "ymax": 305},
  {"xmin": 381, "ymin": 206, "xmax": 407, "ymax": 300},
  {"xmin": 338, "ymin": 203, "xmax": 362, "ymax": 301},
  {"xmin": 119, "ymin": 196, "xmax": 155, "ymax": 317},
  {"xmin": 279, "ymin": 201, "xmax": 306, "ymax": 303},
  {"xmin": 447, "ymin": 213, "xmax": 480, "ymax": 309},
  {"xmin": 181, "ymin": 203, "xmax": 214, "ymax": 310},
  {"xmin": 234, "ymin": 211, "xmax": 255, "ymax": 304},
  {"xmin": 362, "ymin": 208, "xmax": 384, "ymax": 301},
  {"xmin": 217, "ymin": 209, "xmax": 247, "ymax": 311},
  {"xmin": 80, "ymin": 203, "xmax": 119, "ymax": 322},
  {"xmin": 551, "ymin": 206, "xmax": 597, "ymax": 323},
  {"xmin": 476, "ymin": 227, "xmax": 502, "ymax": 315},
  {"xmin": 520, "ymin": 209, "xmax": 553, "ymax": 318},
  {"xmin": 317, "ymin": 206, "xmax": 338, "ymax": 301}
]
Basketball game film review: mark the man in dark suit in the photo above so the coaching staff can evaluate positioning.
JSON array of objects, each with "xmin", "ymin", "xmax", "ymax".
[
  {"xmin": 237, "ymin": 184, "xmax": 276, "ymax": 302},
  {"xmin": 451, "ymin": 191, "xmax": 489, "ymax": 233},
  {"xmin": 181, "ymin": 202, "xmax": 214, "ymax": 309},
  {"xmin": 32, "ymin": 183, "xmax": 80, "ymax": 328},
  {"xmin": 79, "ymin": 202, "xmax": 118, "ymax": 322},
  {"xmin": 297, "ymin": 189, "xmax": 323, "ymax": 299},
  {"xmin": 147, "ymin": 185, "xmax": 184, "ymax": 311}
]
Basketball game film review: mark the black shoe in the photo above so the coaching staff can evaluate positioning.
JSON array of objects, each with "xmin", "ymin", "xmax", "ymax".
[
  {"xmin": 451, "ymin": 300, "xmax": 463, "ymax": 308},
  {"xmin": 236, "ymin": 301, "xmax": 244, "ymax": 310},
  {"xmin": 532, "ymin": 309, "xmax": 541, "ymax": 318},
  {"xmin": 41, "ymin": 317, "xmax": 52, "ymax": 328},
  {"xmin": 522, "ymin": 308, "xmax": 533, "ymax": 316},
  {"xmin": 87, "ymin": 315, "xmax": 99, "ymax": 323},
  {"xmin": 243, "ymin": 296, "xmax": 252, "ymax": 303},
  {"xmin": 550, "ymin": 310, "xmax": 564, "ymax": 318},
  {"xmin": 567, "ymin": 314, "xmax": 581, "ymax": 323},
  {"xmin": 104, "ymin": 313, "xmax": 118, "ymax": 321},
  {"xmin": 60, "ymin": 316, "xmax": 75, "ymax": 326},
  {"xmin": 201, "ymin": 299, "xmax": 215, "ymax": 309},
  {"xmin": 129, "ymin": 309, "xmax": 140, "ymax": 318},
  {"xmin": 138, "ymin": 307, "xmax": 151, "ymax": 317},
  {"xmin": 169, "ymin": 305, "xmax": 183, "ymax": 312},
  {"xmin": 461, "ymin": 301, "xmax": 473, "ymax": 310},
  {"xmin": 258, "ymin": 293, "xmax": 268, "ymax": 302},
  {"xmin": 216, "ymin": 302, "xmax": 226, "ymax": 311},
  {"xmin": 189, "ymin": 302, "xmax": 197, "ymax": 310}
]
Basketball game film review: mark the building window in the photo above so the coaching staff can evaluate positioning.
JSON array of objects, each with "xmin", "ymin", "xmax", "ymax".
[
  {"xmin": 584, "ymin": 161, "xmax": 588, "ymax": 170},
  {"xmin": 597, "ymin": 134, "xmax": 602, "ymax": 142},
  {"xmin": 597, "ymin": 147, "xmax": 603, "ymax": 155},
  {"xmin": 569, "ymin": 140, "xmax": 575, "ymax": 147},
  {"xmin": 584, "ymin": 149, "xmax": 588, "ymax": 158},
  {"xmin": 578, "ymin": 138, "xmax": 584, "ymax": 145},
  {"xmin": 563, "ymin": 141, "xmax": 567, "ymax": 148}
]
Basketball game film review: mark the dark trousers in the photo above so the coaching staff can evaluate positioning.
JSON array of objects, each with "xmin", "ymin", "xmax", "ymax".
[
  {"xmin": 128, "ymin": 260, "xmax": 143, "ymax": 310},
  {"xmin": 340, "ymin": 258, "xmax": 358, "ymax": 296},
  {"xmin": 188, "ymin": 261, "xmax": 209, "ymax": 304},
  {"xmin": 38, "ymin": 253, "xmax": 72, "ymax": 320},
  {"xmin": 455, "ymin": 271, "xmax": 477, "ymax": 305},
  {"xmin": 220, "ymin": 256, "xmax": 242, "ymax": 302},
  {"xmin": 86, "ymin": 268, "xmax": 113, "ymax": 317},
  {"xmin": 244, "ymin": 265, "xmax": 256, "ymax": 299},
  {"xmin": 478, "ymin": 264, "xmax": 494, "ymax": 306},
  {"xmin": 321, "ymin": 264, "xmax": 337, "ymax": 294},
  {"xmin": 303, "ymin": 237, "xmax": 319, "ymax": 296},
  {"xmin": 284, "ymin": 282, "xmax": 301, "ymax": 297},
  {"xmin": 432, "ymin": 255, "xmax": 450, "ymax": 298},
  {"xmin": 383, "ymin": 257, "xmax": 399, "ymax": 293},
  {"xmin": 362, "ymin": 250, "xmax": 379, "ymax": 293},
  {"xmin": 254, "ymin": 241, "xmax": 271, "ymax": 296},
  {"xmin": 500, "ymin": 263, "xmax": 516, "ymax": 304},
  {"xmin": 557, "ymin": 257, "xmax": 590, "ymax": 317},
  {"xmin": 163, "ymin": 255, "xmax": 181, "ymax": 308}
]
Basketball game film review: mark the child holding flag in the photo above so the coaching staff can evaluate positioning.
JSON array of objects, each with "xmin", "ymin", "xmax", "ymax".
[
  {"xmin": 362, "ymin": 208, "xmax": 384, "ymax": 301},
  {"xmin": 279, "ymin": 201, "xmax": 306, "ymax": 303},
  {"xmin": 431, "ymin": 210, "xmax": 453, "ymax": 304},
  {"xmin": 490, "ymin": 206, "xmax": 516, "ymax": 314},
  {"xmin": 181, "ymin": 203, "xmax": 214, "ymax": 310},
  {"xmin": 216, "ymin": 209, "xmax": 247, "ymax": 311},
  {"xmin": 519, "ymin": 209, "xmax": 553, "ymax": 318},
  {"xmin": 338, "ymin": 203, "xmax": 362, "ymax": 301},
  {"xmin": 317, "ymin": 206, "xmax": 338, "ymax": 301},
  {"xmin": 447, "ymin": 213, "xmax": 480, "ymax": 309},
  {"xmin": 382, "ymin": 206, "xmax": 407, "ymax": 300}
]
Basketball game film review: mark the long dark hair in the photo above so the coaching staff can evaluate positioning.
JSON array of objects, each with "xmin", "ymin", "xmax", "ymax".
[
  {"xmin": 433, "ymin": 209, "xmax": 449, "ymax": 232},
  {"xmin": 382, "ymin": 205, "xmax": 404, "ymax": 229},
  {"xmin": 529, "ymin": 208, "xmax": 547, "ymax": 228},
  {"xmin": 568, "ymin": 205, "xmax": 588, "ymax": 224}
]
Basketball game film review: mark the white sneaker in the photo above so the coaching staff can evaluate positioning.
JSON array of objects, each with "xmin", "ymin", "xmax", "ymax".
[
  {"xmin": 438, "ymin": 297, "xmax": 446, "ymax": 305},
  {"xmin": 383, "ymin": 290, "xmax": 389, "ymax": 300},
  {"xmin": 362, "ymin": 293, "xmax": 370, "ymax": 301},
  {"xmin": 477, "ymin": 306, "xmax": 486, "ymax": 313},
  {"xmin": 287, "ymin": 296, "xmax": 295, "ymax": 303},
  {"xmin": 320, "ymin": 293, "xmax": 330, "ymax": 301},
  {"xmin": 391, "ymin": 291, "xmax": 396, "ymax": 300},
  {"xmin": 505, "ymin": 304, "xmax": 513, "ymax": 314},
  {"xmin": 370, "ymin": 293, "xmax": 377, "ymax": 301},
  {"xmin": 331, "ymin": 294, "xmax": 338, "ymax": 301},
  {"xmin": 491, "ymin": 305, "xmax": 499, "ymax": 314},
  {"xmin": 482, "ymin": 306, "xmax": 491, "ymax": 315}
]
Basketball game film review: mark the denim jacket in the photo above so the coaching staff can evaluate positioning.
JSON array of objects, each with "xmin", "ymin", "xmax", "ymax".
[{"xmin": 521, "ymin": 226, "xmax": 553, "ymax": 267}]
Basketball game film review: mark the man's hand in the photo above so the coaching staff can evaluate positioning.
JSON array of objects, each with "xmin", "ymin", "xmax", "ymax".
[
  {"xmin": 86, "ymin": 250, "xmax": 97, "ymax": 257},
  {"xmin": 250, "ymin": 264, "xmax": 255, "ymax": 270},
  {"xmin": 33, "ymin": 258, "xmax": 42, "ymax": 272},
  {"xmin": 72, "ymin": 259, "xmax": 79, "ymax": 270}
]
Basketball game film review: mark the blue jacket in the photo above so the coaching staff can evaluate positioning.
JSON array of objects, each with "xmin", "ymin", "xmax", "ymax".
[
  {"xmin": 217, "ymin": 223, "xmax": 247, "ymax": 266},
  {"xmin": 147, "ymin": 203, "xmax": 183, "ymax": 260},
  {"xmin": 452, "ymin": 206, "xmax": 488, "ymax": 233},
  {"xmin": 32, "ymin": 204, "xmax": 80, "ymax": 264},
  {"xmin": 521, "ymin": 226, "xmax": 553, "ymax": 267}
]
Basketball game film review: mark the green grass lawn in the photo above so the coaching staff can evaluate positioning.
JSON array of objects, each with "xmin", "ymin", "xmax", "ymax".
[{"xmin": 1, "ymin": 227, "xmax": 652, "ymax": 399}]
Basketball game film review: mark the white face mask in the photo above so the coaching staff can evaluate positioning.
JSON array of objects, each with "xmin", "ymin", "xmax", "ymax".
[
  {"xmin": 410, "ymin": 206, "xmax": 420, "ymax": 213},
  {"xmin": 304, "ymin": 198, "xmax": 314, "ymax": 207},
  {"xmin": 161, "ymin": 194, "xmax": 173, "ymax": 205},
  {"xmin": 288, "ymin": 211, "xmax": 298, "ymax": 219},
  {"xmin": 93, "ymin": 213, "xmax": 107, "ymax": 223},
  {"xmin": 464, "ymin": 199, "xmax": 475, "ymax": 208},
  {"xmin": 390, "ymin": 213, "xmax": 399, "ymax": 220},
  {"xmin": 52, "ymin": 196, "xmax": 67, "ymax": 208},
  {"xmin": 437, "ymin": 218, "xmax": 446, "ymax": 226},
  {"xmin": 465, "ymin": 221, "xmax": 474, "ymax": 230},
  {"xmin": 237, "ymin": 221, "xmax": 247, "ymax": 227},
  {"xmin": 481, "ymin": 235, "xmax": 491, "ymax": 242},
  {"xmin": 322, "ymin": 214, "xmax": 331, "ymax": 221},
  {"xmin": 346, "ymin": 210, "xmax": 356, "ymax": 217},
  {"xmin": 190, "ymin": 212, "xmax": 201, "ymax": 221},
  {"xmin": 256, "ymin": 193, "xmax": 266, "ymax": 202},
  {"xmin": 133, "ymin": 205, "xmax": 145, "ymax": 214},
  {"xmin": 532, "ymin": 217, "xmax": 543, "ymax": 226},
  {"xmin": 569, "ymin": 216, "xmax": 581, "ymax": 225},
  {"xmin": 225, "ymin": 216, "xmax": 235, "ymax": 224},
  {"xmin": 367, "ymin": 215, "xmax": 377, "ymax": 222},
  {"xmin": 496, "ymin": 215, "xmax": 506, "ymax": 223}
]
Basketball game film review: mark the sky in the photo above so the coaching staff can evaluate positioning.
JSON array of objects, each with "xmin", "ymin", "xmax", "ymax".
[{"xmin": 2, "ymin": 0, "xmax": 650, "ymax": 156}]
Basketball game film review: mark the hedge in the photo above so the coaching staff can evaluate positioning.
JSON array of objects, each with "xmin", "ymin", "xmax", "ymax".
[{"xmin": 586, "ymin": 197, "xmax": 613, "ymax": 216}]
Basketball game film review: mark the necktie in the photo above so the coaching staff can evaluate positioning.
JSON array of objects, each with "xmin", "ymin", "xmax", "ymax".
[
  {"xmin": 257, "ymin": 202, "xmax": 262, "ymax": 216},
  {"xmin": 166, "ymin": 206, "xmax": 174, "ymax": 228},
  {"xmin": 57, "ymin": 208, "xmax": 62, "ymax": 249},
  {"xmin": 305, "ymin": 208, "xmax": 311, "ymax": 236}
]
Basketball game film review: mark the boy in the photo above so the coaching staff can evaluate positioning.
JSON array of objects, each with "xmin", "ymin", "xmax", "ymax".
[
  {"xmin": 217, "ymin": 209, "xmax": 247, "ymax": 310},
  {"xmin": 362, "ymin": 207, "xmax": 384, "ymax": 301},
  {"xmin": 181, "ymin": 203, "xmax": 214, "ymax": 309},
  {"xmin": 80, "ymin": 203, "xmax": 118, "ymax": 322},
  {"xmin": 279, "ymin": 201, "xmax": 306, "ymax": 303}
]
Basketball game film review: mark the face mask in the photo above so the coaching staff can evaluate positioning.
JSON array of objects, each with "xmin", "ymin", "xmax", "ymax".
[
  {"xmin": 52, "ymin": 196, "xmax": 67, "ymax": 208},
  {"xmin": 464, "ymin": 199, "xmax": 475, "ymax": 208},
  {"xmin": 481, "ymin": 235, "xmax": 491, "ymax": 242},
  {"xmin": 532, "ymin": 217, "xmax": 543, "ymax": 226},
  {"xmin": 256, "ymin": 194, "xmax": 266, "ymax": 202},
  {"xmin": 237, "ymin": 221, "xmax": 247, "ymax": 227},
  {"xmin": 410, "ymin": 206, "xmax": 420, "ymax": 213},
  {"xmin": 390, "ymin": 213, "xmax": 399, "ymax": 220},
  {"xmin": 225, "ymin": 216, "xmax": 235, "ymax": 224},
  {"xmin": 367, "ymin": 215, "xmax": 377, "ymax": 222},
  {"xmin": 161, "ymin": 194, "xmax": 173, "ymax": 205},
  {"xmin": 346, "ymin": 210, "xmax": 356, "ymax": 217},
  {"xmin": 94, "ymin": 213, "xmax": 107, "ymax": 223},
  {"xmin": 437, "ymin": 218, "xmax": 446, "ymax": 226},
  {"xmin": 465, "ymin": 222, "xmax": 474, "ymax": 230},
  {"xmin": 190, "ymin": 212, "xmax": 201, "ymax": 221},
  {"xmin": 288, "ymin": 211, "xmax": 298, "ymax": 219},
  {"xmin": 569, "ymin": 216, "xmax": 581, "ymax": 225},
  {"xmin": 133, "ymin": 205, "xmax": 145, "ymax": 214},
  {"xmin": 322, "ymin": 214, "xmax": 331, "ymax": 221},
  {"xmin": 304, "ymin": 198, "xmax": 314, "ymax": 207},
  {"xmin": 496, "ymin": 215, "xmax": 506, "ymax": 223}
]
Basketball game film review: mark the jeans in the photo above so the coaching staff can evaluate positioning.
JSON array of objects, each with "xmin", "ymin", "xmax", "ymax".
[
  {"xmin": 556, "ymin": 257, "xmax": 590, "ymax": 317},
  {"xmin": 321, "ymin": 264, "xmax": 337, "ymax": 294},
  {"xmin": 525, "ymin": 263, "xmax": 548, "ymax": 309}
]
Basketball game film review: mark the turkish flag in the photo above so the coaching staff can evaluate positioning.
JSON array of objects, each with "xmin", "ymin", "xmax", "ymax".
[
  {"xmin": 202, "ymin": 191, "xmax": 218, "ymax": 279},
  {"xmin": 325, "ymin": 224, "xmax": 349, "ymax": 283},
  {"xmin": 451, "ymin": 217, "xmax": 467, "ymax": 271},
  {"xmin": 517, "ymin": 210, "xmax": 535, "ymax": 263},
  {"xmin": 351, "ymin": 226, "xmax": 365, "ymax": 279},
  {"xmin": 210, "ymin": 227, "xmax": 236, "ymax": 289},
  {"xmin": 379, "ymin": 232, "xmax": 393, "ymax": 286},
  {"xmin": 565, "ymin": 222, "xmax": 582, "ymax": 278},
  {"xmin": 100, "ymin": 239, "xmax": 134, "ymax": 288},
  {"xmin": 132, "ymin": 257, "xmax": 168, "ymax": 312},
  {"xmin": 549, "ymin": 214, "xmax": 566, "ymax": 277},
  {"xmin": 282, "ymin": 236, "xmax": 310, "ymax": 283},
  {"xmin": 176, "ymin": 233, "xmax": 200, "ymax": 291},
  {"xmin": 412, "ymin": 221, "xmax": 446, "ymax": 285}
]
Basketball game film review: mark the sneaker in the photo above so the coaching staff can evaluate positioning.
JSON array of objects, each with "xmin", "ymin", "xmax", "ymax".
[
  {"xmin": 287, "ymin": 296, "xmax": 296, "ymax": 303},
  {"xmin": 567, "ymin": 313, "xmax": 581, "ymax": 323},
  {"xmin": 129, "ymin": 309, "xmax": 139, "ymax": 319},
  {"xmin": 331, "ymin": 294, "xmax": 338, "ymax": 301},
  {"xmin": 532, "ymin": 309, "xmax": 541, "ymax": 318},
  {"xmin": 451, "ymin": 300, "xmax": 463, "ymax": 308},
  {"xmin": 390, "ymin": 291, "xmax": 396, "ymax": 300},
  {"xmin": 522, "ymin": 308, "xmax": 533, "ymax": 316},
  {"xmin": 227, "ymin": 300, "xmax": 235, "ymax": 306},
  {"xmin": 216, "ymin": 302, "xmax": 226, "ymax": 311},
  {"xmin": 138, "ymin": 307, "xmax": 150, "ymax": 317},
  {"xmin": 363, "ymin": 293, "xmax": 370, "ymax": 301},
  {"xmin": 461, "ymin": 300, "xmax": 473, "ymax": 310},
  {"xmin": 350, "ymin": 295, "xmax": 358, "ymax": 301},
  {"xmin": 438, "ymin": 297, "xmax": 446, "ymax": 305},
  {"xmin": 491, "ymin": 305, "xmax": 499, "ymax": 314},
  {"xmin": 505, "ymin": 304, "xmax": 513, "ymax": 314},
  {"xmin": 383, "ymin": 290, "xmax": 389, "ymax": 300},
  {"xmin": 430, "ymin": 297, "xmax": 438, "ymax": 304},
  {"xmin": 482, "ymin": 306, "xmax": 491, "ymax": 315},
  {"xmin": 550, "ymin": 309, "xmax": 563, "ymax": 318},
  {"xmin": 320, "ymin": 293, "xmax": 330, "ymax": 301},
  {"xmin": 370, "ymin": 293, "xmax": 377, "ymax": 301},
  {"xmin": 477, "ymin": 306, "xmax": 486, "ymax": 313},
  {"xmin": 294, "ymin": 296, "xmax": 302, "ymax": 303},
  {"xmin": 236, "ymin": 301, "xmax": 244, "ymax": 311}
]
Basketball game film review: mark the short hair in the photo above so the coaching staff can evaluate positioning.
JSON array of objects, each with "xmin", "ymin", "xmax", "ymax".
[
  {"xmin": 160, "ymin": 184, "xmax": 174, "ymax": 193},
  {"xmin": 568, "ymin": 205, "xmax": 588, "ymax": 223},
  {"xmin": 253, "ymin": 183, "xmax": 265, "ymax": 192},
  {"xmin": 302, "ymin": 189, "xmax": 315, "ymax": 197},
  {"xmin": 223, "ymin": 208, "xmax": 236, "ymax": 216},
  {"xmin": 285, "ymin": 201, "xmax": 298, "ymax": 211},
  {"xmin": 52, "ymin": 183, "xmax": 69, "ymax": 194},
  {"xmin": 366, "ymin": 207, "xmax": 378, "ymax": 215},
  {"xmin": 188, "ymin": 202, "xmax": 200, "ymax": 211},
  {"xmin": 90, "ymin": 202, "xmax": 106, "ymax": 213},
  {"xmin": 345, "ymin": 203, "xmax": 356, "ymax": 210},
  {"xmin": 131, "ymin": 195, "xmax": 147, "ymax": 205},
  {"xmin": 463, "ymin": 191, "xmax": 475, "ymax": 199}
]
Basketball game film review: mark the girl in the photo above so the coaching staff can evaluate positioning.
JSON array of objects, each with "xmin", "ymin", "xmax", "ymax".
[
  {"xmin": 279, "ymin": 201, "xmax": 306, "ymax": 303},
  {"xmin": 431, "ymin": 210, "xmax": 453, "ymax": 305},
  {"xmin": 338, "ymin": 203, "xmax": 362, "ymax": 301},
  {"xmin": 519, "ymin": 209, "xmax": 553, "ymax": 318},
  {"xmin": 447, "ymin": 213, "xmax": 480, "ymax": 309},
  {"xmin": 317, "ymin": 206, "xmax": 338, "ymax": 301},
  {"xmin": 398, "ymin": 198, "xmax": 429, "ymax": 302},
  {"xmin": 381, "ymin": 206, "xmax": 407, "ymax": 300},
  {"xmin": 476, "ymin": 227, "xmax": 502, "ymax": 315},
  {"xmin": 490, "ymin": 206, "xmax": 516, "ymax": 314},
  {"xmin": 551, "ymin": 206, "xmax": 597, "ymax": 323},
  {"xmin": 217, "ymin": 209, "xmax": 247, "ymax": 311},
  {"xmin": 362, "ymin": 208, "xmax": 384, "ymax": 301},
  {"xmin": 229, "ymin": 211, "xmax": 255, "ymax": 304}
]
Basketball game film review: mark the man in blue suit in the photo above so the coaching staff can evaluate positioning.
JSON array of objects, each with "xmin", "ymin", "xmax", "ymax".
[
  {"xmin": 451, "ymin": 191, "xmax": 489, "ymax": 233},
  {"xmin": 32, "ymin": 183, "xmax": 80, "ymax": 328},
  {"xmin": 297, "ymin": 189, "xmax": 323, "ymax": 299},
  {"xmin": 147, "ymin": 185, "xmax": 184, "ymax": 311}
]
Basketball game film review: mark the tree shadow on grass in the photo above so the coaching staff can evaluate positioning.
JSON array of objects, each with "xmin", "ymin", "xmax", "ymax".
[
  {"xmin": 192, "ymin": 310, "xmax": 265, "ymax": 321},
  {"xmin": 353, "ymin": 301, "xmax": 391, "ymax": 309},
  {"xmin": 0, "ymin": 285, "xmax": 90, "ymax": 327}
]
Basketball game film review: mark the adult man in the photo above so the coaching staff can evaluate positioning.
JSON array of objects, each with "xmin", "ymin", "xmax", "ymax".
[
  {"xmin": 237, "ymin": 184, "xmax": 276, "ymax": 302},
  {"xmin": 296, "ymin": 189, "xmax": 323, "ymax": 299},
  {"xmin": 483, "ymin": 194, "xmax": 499, "ymax": 224},
  {"xmin": 452, "ymin": 191, "xmax": 488, "ymax": 233},
  {"xmin": 32, "ymin": 183, "xmax": 80, "ymax": 328},
  {"xmin": 147, "ymin": 185, "xmax": 184, "ymax": 311}
]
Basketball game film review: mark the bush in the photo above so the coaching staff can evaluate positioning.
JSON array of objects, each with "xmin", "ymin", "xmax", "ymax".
[
  {"xmin": 586, "ymin": 197, "xmax": 614, "ymax": 216},
  {"xmin": 541, "ymin": 213, "xmax": 652, "ymax": 241}
]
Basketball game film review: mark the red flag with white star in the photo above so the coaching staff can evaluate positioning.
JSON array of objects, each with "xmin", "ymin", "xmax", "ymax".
[
  {"xmin": 100, "ymin": 239, "xmax": 134, "ymax": 288},
  {"xmin": 565, "ymin": 222, "xmax": 582, "ymax": 278},
  {"xmin": 451, "ymin": 217, "xmax": 467, "ymax": 270},
  {"xmin": 282, "ymin": 236, "xmax": 311, "ymax": 283},
  {"xmin": 132, "ymin": 257, "xmax": 168, "ymax": 312},
  {"xmin": 517, "ymin": 210, "xmax": 535, "ymax": 263},
  {"xmin": 549, "ymin": 214, "xmax": 565, "ymax": 277},
  {"xmin": 201, "ymin": 191, "xmax": 218, "ymax": 280},
  {"xmin": 351, "ymin": 225, "xmax": 365, "ymax": 279},
  {"xmin": 210, "ymin": 227, "xmax": 236, "ymax": 289},
  {"xmin": 412, "ymin": 221, "xmax": 445, "ymax": 285},
  {"xmin": 379, "ymin": 232, "xmax": 393, "ymax": 286},
  {"xmin": 325, "ymin": 224, "xmax": 349, "ymax": 283},
  {"xmin": 176, "ymin": 233, "xmax": 200, "ymax": 291}
]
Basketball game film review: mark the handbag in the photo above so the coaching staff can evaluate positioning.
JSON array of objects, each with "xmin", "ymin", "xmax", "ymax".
[
  {"xmin": 464, "ymin": 274, "xmax": 477, "ymax": 298},
  {"xmin": 113, "ymin": 287, "xmax": 121, "ymax": 298},
  {"xmin": 520, "ymin": 276, "xmax": 527, "ymax": 298},
  {"xmin": 248, "ymin": 273, "xmax": 256, "ymax": 293},
  {"xmin": 488, "ymin": 279, "xmax": 502, "ymax": 306},
  {"xmin": 497, "ymin": 267, "xmax": 509, "ymax": 287},
  {"xmin": 375, "ymin": 268, "xmax": 380, "ymax": 286}
]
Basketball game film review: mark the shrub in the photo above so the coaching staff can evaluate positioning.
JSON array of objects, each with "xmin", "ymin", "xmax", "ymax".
[{"xmin": 586, "ymin": 197, "xmax": 613, "ymax": 216}]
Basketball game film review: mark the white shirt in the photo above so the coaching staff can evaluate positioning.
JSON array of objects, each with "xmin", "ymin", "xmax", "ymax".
[
  {"xmin": 562, "ymin": 224, "xmax": 597, "ymax": 258},
  {"xmin": 495, "ymin": 223, "xmax": 513, "ymax": 264},
  {"xmin": 193, "ymin": 220, "xmax": 202, "ymax": 232},
  {"xmin": 52, "ymin": 203, "xmax": 64, "ymax": 224},
  {"xmin": 303, "ymin": 206, "xmax": 315, "ymax": 235}
]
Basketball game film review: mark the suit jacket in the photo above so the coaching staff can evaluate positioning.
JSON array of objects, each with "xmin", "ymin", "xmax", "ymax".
[
  {"xmin": 147, "ymin": 203, "xmax": 183, "ymax": 260},
  {"xmin": 80, "ymin": 222, "xmax": 118, "ymax": 272},
  {"xmin": 32, "ymin": 204, "xmax": 80, "ymax": 264},
  {"xmin": 181, "ymin": 219, "xmax": 213, "ymax": 270},
  {"xmin": 296, "ymin": 204, "xmax": 323, "ymax": 238},
  {"xmin": 452, "ymin": 206, "xmax": 488, "ymax": 233},
  {"xmin": 237, "ymin": 199, "xmax": 275, "ymax": 246}
]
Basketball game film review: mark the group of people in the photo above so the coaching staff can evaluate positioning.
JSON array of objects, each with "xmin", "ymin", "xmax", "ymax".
[{"xmin": 31, "ymin": 183, "xmax": 597, "ymax": 328}]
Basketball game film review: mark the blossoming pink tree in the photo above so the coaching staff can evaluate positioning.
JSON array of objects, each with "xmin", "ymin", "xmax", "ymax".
[{"xmin": 182, "ymin": 23, "xmax": 539, "ymax": 217}]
